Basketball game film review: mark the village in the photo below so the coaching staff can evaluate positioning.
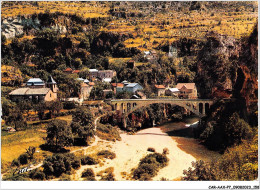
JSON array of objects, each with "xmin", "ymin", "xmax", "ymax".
[
  {"xmin": 1, "ymin": 1, "xmax": 257, "ymax": 185},
  {"xmin": 7, "ymin": 45, "xmax": 197, "ymax": 109},
  {"xmin": 8, "ymin": 64, "xmax": 198, "ymax": 105}
]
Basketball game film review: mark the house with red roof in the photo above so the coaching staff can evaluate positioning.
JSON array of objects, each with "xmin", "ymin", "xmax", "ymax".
[
  {"xmin": 154, "ymin": 84, "xmax": 166, "ymax": 96},
  {"xmin": 64, "ymin": 68, "xmax": 73, "ymax": 74},
  {"xmin": 176, "ymin": 83, "xmax": 198, "ymax": 99}
]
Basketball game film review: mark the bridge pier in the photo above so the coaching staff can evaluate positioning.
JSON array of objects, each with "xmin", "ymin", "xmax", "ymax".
[
  {"xmin": 202, "ymin": 103, "xmax": 205, "ymax": 115},
  {"xmin": 122, "ymin": 116, "xmax": 127, "ymax": 128}
]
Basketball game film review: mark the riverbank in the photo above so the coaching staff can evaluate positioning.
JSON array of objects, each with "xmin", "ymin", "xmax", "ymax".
[{"xmin": 73, "ymin": 126, "xmax": 198, "ymax": 181}]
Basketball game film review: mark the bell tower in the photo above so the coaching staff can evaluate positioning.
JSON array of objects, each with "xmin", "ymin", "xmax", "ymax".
[{"xmin": 46, "ymin": 75, "xmax": 58, "ymax": 99}]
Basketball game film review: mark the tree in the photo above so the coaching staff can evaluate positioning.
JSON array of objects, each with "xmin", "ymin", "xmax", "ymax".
[
  {"xmin": 46, "ymin": 100, "xmax": 63, "ymax": 118},
  {"xmin": 78, "ymin": 68, "xmax": 90, "ymax": 78},
  {"xmin": 33, "ymin": 102, "xmax": 46, "ymax": 120},
  {"xmin": 89, "ymin": 85, "xmax": 105, "ymax": 100},
  {"xmin": 74, "ymin": 58, "xmax": 82, "ymax": 69},
  {"xmin": 46, "ymin": 119, "xmax": 73, "ymax": 151},
  {"xmin": 6, "ymin": 109, "xmax": 27, "ymax": 130},
  {"xmin": 71, "ymin": 107, "xmax": 95, "ymax": 145},
  {"xmin": 224, "ymin": 113, "xmax": 253, "ymax": 147},
  {"xmin": 182, "ymin": 160, "xmax": 217, "ymax": 181},
  {"xmin": 72, "ymin": 106, "xmax": 93, "ymax": 126},
  {"xmin": 17, "ymin": 100, "xmax": 32, "ymax": 115},
  {"xmin": 26, "ymin": 146, "xmax": 36, "ymax": 160}
]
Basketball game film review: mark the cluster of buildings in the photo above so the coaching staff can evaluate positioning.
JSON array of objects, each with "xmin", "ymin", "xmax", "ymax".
[
  {"xmin": 9, "ymin": 76, "xmax": 58, "ymax": 103},
  {"xmin": 154, "ymin": 83, "xmax": 198, "ymax": 99},
  {"xmin": 64, "ymin": 68, "xmax": 117, "ymax": 83}
]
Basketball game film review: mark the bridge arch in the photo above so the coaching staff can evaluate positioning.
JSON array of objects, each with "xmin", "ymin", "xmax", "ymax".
[{"xmin": 111, "ymin": 99, "xmax": 213, "ymax": 118}]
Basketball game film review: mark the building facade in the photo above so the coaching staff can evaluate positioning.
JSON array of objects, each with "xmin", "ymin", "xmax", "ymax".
[
  {"xmin": 176, "ymin": 83, "xmax": 198, "ymax": 99},
  {"xmin": 9, "ymin": 76, "xmax": 58, "ymax": 103},
  {"xmin": 154, "ymin": 85, "xmax": 166, "ymax": 96}
]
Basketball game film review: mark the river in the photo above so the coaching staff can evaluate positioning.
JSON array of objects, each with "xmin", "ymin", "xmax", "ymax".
[
  {"xmin": 73, "ymin": 116, "xmax": 221, "ymax": 181},
  {"xmin": 158, "ymin": 116, "xmax": 221, "ymax": 162}
]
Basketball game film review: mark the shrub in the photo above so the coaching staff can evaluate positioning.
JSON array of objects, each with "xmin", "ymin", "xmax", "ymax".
[
  {"xmin": 18, "ymin": 153, "xmax": 29, "ymax": 165},
  {"xmin": 29, "ymin": 169, "xmax": 46, "ymax": 180},
  {"xmin": 147, "ymin": 147, "xmax": 156, "ymax": 152},
  {"xmin": 11, "ymin": 159, "xmax": 20, "ymax": 167},
  {"xmin": 59, "ymin": 173, "xmax": 71, "ymax": 181},
  {"xmin": 100, "ymin": 171, "xmax": 115, "ymax": 181},
  {"xmin": 81, "ymin": 156, "xmax": 98, "ymax": 165},
  {"xmin": 71, "ymin": 159, "xmax": 81, "ymax": 169},
  {"xmin": 140, "ymin": 153, "xmax": 168, "ymax": 168},
  {"xmin": 82, "ymin": 168, "xmax": 96, "ymax": 180},
  {"xmin": 97, "ymin": 150, "xmax": 116, "ymax": 159},
  {"xmin": 163, "ymin": 148, "xmax": 169, "ymax": 155},
  {"xmin": 96, "ymin": 123, "xmax": 121, "ymax": 141},
  {"xmin": 2, "ymin": 172, "xmax": 30, "ymax": 181},
  {"xmin": 63, "ymin": 101, "xmax": 77, "ymax": 110},
  {"xmin": 133, "ymin": 163, "xmax": 158, "ymax": 180},
  {"xmin": 133, "ymin": 153, "xmax": 169, "ymax": 180},
  {"xmin": 43, "ymin": 153, "xmax": 78, "ymax": 178}
]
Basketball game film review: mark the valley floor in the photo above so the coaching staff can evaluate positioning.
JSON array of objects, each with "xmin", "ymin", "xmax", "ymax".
[{"xmin": 72, "ymin": 127, "xmax": 197, "ymax": 181}]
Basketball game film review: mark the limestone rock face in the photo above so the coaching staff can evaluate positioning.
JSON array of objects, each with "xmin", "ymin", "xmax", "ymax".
[{"xmin": 2, "ymin": 17, "xmax": 24, "ymax": 38}]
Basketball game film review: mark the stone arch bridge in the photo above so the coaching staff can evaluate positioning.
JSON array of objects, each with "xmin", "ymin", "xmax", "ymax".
[{"xmin": 109, "ymin": 99, "xmax": 214, "ymax": 118}]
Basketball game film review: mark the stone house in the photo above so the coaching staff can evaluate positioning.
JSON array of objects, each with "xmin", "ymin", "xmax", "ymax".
[
  {"xmin": 9, "ymin": 76, "xmax": 58, "ymax": 103},
  {"xmin": 9, "ymin": 88, "xmax": 57, "ymax": 103},
  {"xmin": 98, "ymin": 70, "xmax": 116, "ymax": 81},
  {"xmin": 89, "ymin": 69, "xmax": 99, "ymax": 80},
  {"xmin": 79, "ymin": 83, "xmax": 93, "ymax": 100},
  {"xmin": 176, "ymin": 83, "xmax": 198, "ymax": 99},
  {"xmin": 154, "ymin": 85, "xmax": 166, "ymax": 96}
]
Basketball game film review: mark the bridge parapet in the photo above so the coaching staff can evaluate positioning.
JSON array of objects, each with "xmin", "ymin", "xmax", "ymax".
[{"xmin": 110, "ymin": 99, "xmax": 214, "ymax": 118}]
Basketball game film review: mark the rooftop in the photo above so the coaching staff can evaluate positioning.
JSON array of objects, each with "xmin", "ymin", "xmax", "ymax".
[
  {"xmin": 102, "ymin": 78, "xmax": 112, "ymax": 83},
  {"xmin": 115, "ymin": 83, "xmax": 124, "ymax": 88},
  {"xmin": 47, "ymin": 76, "xmax": 56, "ymax": 84},
  {"xmin": 72, "ymin": 70, "xmax": 80, "ymax": 74},
  {"xmin": 84, "ymin": 79, "xmax": 90, "ymax": 83},
  {"xmin": 125, "ymin": 83, "xmax": 138, "ymax": 88},
  {"xmin": 64, "ymin": 68, "xmax": 73, "ymax": 72},
  {"xmin": 155, "ymin": 84, "xmax": 165, "ymax": 89},
  {"xmin": 9, "ymin": 88, "xmax": 51, "ymax": 95},
  {"xmin": 27, "ymin": 78, "xmax": 44, "ymax": 83},
  {"xmin": 176, "ymin": 83, "xmax": 196, "ymax": 90},
  {"xmin": 89, "ymin": 69, "xmax": 98, "ymax": 72},
  {"xmin": 26, "ymin": 78, "xmax": 45, "ymax": 86},
  {"xmin": 167, "ymin": 88, "xmax": 179, "ymax": 92},
  {"xmin": 77, "ymin": 78, "xmax": 85, "ymax": 81}
]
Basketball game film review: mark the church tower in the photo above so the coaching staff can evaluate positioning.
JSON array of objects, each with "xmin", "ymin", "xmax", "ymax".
[{"xmin": 46, "ymin": 75, "xmax": 58, "ymax": 99}]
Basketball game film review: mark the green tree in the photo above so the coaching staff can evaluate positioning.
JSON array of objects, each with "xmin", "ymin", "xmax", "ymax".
[
  {"xmin": 182, "ymin": 160, "xmax": 217, "ymax": 181},
  {"xmin": 46, "ymin": 100, "xmax": 63, "ymax": 118},
  {"xmin": 71, "ymin": 106, "xmax": 94, "ymax": 145},
  {"xmin": 46, "ymin": 119, "xmax": 73, "ymax": 151},
  {"xmin": 6, "ymin": 109, "xmax": 27, "ymax": 130},
  {"xmin": 224, "ymin": 113, "xmax": 253, "ymax": 147}
]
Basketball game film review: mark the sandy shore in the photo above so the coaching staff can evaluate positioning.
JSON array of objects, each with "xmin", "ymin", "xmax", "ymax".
[{"xmin": 73, "ymin": 127, "xmax": 196, "ymax": 181}]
